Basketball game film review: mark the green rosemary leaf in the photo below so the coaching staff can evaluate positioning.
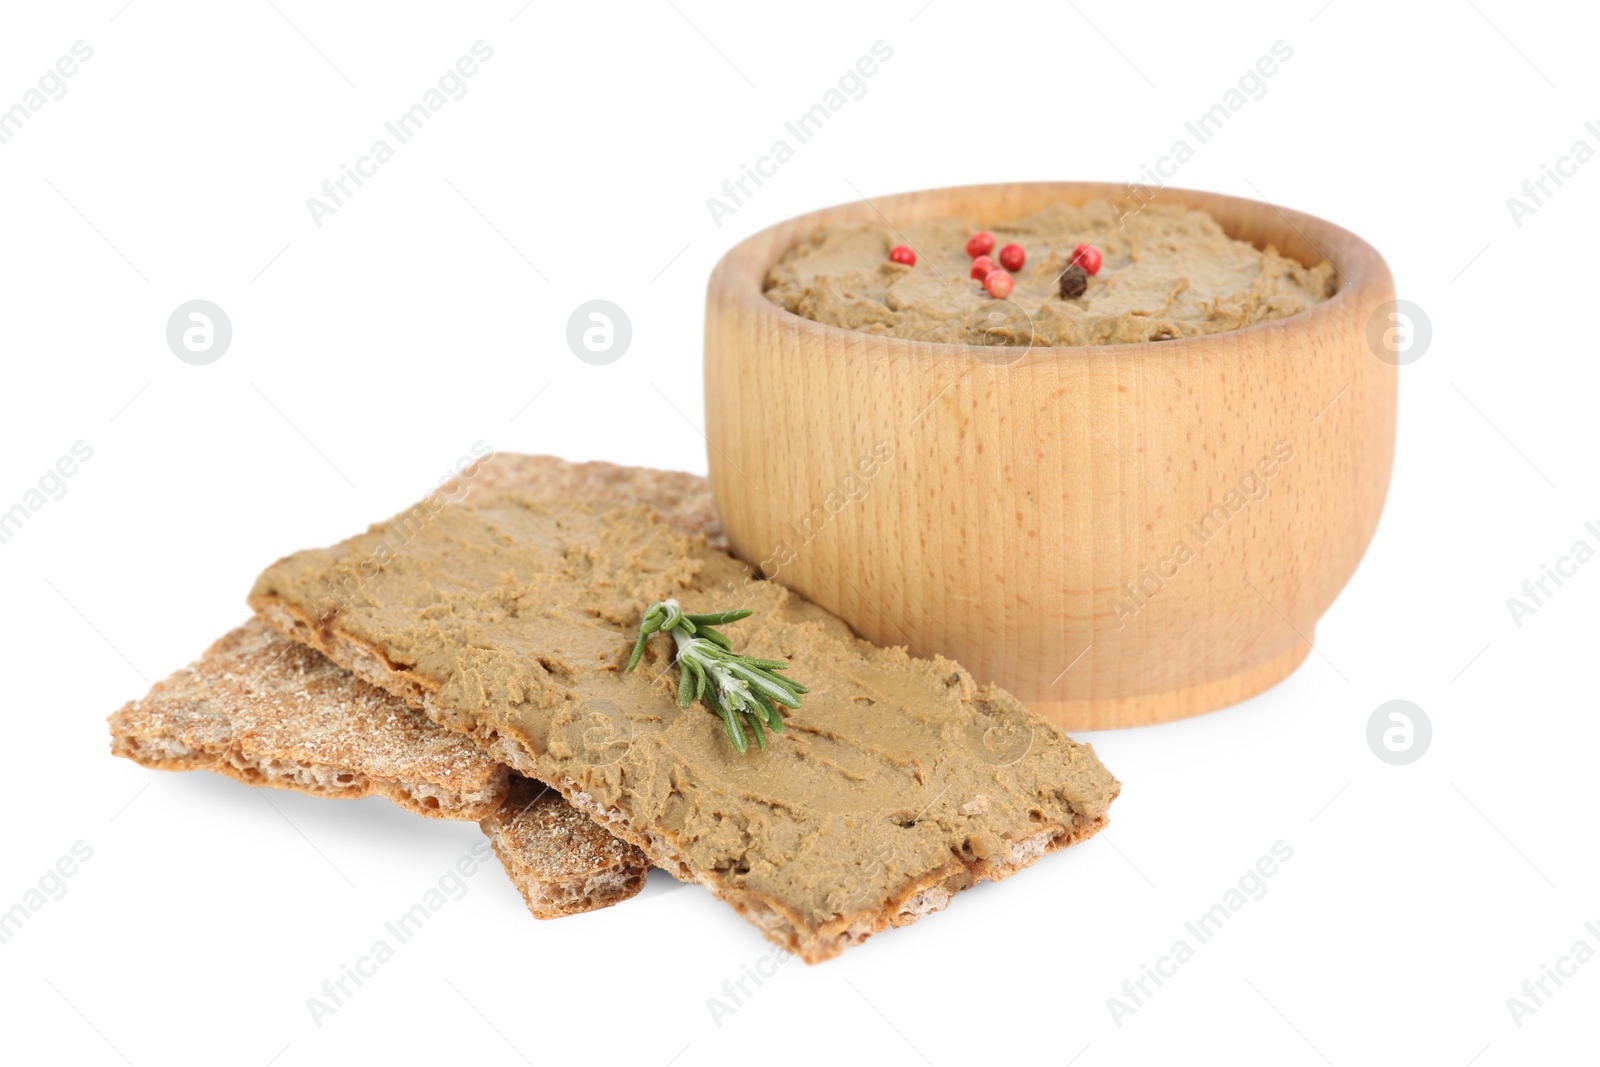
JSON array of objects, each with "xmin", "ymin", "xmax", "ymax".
[
  {"xmin": 709, "ymin": 689, "xmax": 746, "ymax": 753},
  {"xmin": 684, "ymin": 609, "xmax": 753, "ymax": 625},
  {"xmin": 772, "ymin": 674, "xmax": 809, "ymax": 696},
  {"xmin": 625, "ymin": 631, "xmax": 652, "ymax": 672},
  {"xmin": 752, "ymin": 691, "xmax": 786, "ymax": 731},
  {"xmin": 725, "ymin": 661, "xmax": 802, "ymax": 707},
  {"xmin": 747, "ymin": 665, "xmax": 803, "ymax": 694},
  {"xmin": 677, "ymin": 660, "xmax": 694, "ymax": 708}
]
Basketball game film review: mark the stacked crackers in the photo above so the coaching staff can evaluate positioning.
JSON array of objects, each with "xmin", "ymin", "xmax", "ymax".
[{"xmin": 111, "ymin": 453, "xmax": 1117, "ymax": 960}]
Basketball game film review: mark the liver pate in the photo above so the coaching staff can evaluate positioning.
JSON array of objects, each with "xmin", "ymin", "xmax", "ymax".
[{"xmin": 763, "ymin": 200, "xmax": 1336, "ymax": 346}]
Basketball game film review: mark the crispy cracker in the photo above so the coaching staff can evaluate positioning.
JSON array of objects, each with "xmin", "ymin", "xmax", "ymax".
[
  {"xmin": 110, "ymin": 619, "xmax": 509, "ymax": 820},
  {"xmin": 251, "ymin": 491, "xmax": 1119, "ymax": 963},
  {"xmin": 480, "ymin": 776, "xmax": 649, "ymax": 919},
  {"xmin": 109, "ymin": 620, "xmax": 652, "ymax": 918}
]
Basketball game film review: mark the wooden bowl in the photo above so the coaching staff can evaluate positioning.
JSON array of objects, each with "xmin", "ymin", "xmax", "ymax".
[{"xmin": 703, "ymin": 182, "xmax": 1395, "ymax": 730}]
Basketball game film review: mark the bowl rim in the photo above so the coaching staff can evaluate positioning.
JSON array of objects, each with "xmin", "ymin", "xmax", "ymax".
[{"xmin": 708, "ymin": 180, "xmax": 1393, "ymax": 360}]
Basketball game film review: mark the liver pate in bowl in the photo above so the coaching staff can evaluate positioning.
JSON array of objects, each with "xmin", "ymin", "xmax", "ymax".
[{"xmin": 704, "ymin": 182, "xmax": 1395, "ymax": 729}]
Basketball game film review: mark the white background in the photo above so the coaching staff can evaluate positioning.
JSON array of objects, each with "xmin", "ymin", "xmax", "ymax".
[{"xmin": 1, "ymin": 1, "xmax": 1595, "ymax": 1064}]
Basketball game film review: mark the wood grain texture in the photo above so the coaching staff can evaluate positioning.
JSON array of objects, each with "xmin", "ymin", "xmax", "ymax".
[{"xmin": 704, "ymin": 182, "xmax": 1396, "ymax": 729}]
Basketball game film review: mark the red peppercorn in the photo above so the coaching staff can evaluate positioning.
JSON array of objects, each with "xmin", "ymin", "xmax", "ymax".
[
  {"xmin": 998, "ymin": 243, "xmax": 1025, "ymax": 272},
  {"xmin": 966, "ymin": 231, "xmax": 995, "ymax": 258},
  {"xmin": 889, "ymin": 244, "xmax": 916, "ymax": 266},
  {"xmin": 983, "ymin": 269, "xmax": 1014, "ymax": 299},
  {"xmin": 970, "ymin": 255, "xmax": 996, "ymax": 279},
  {"xmin": 1071, "ymin": 243, "xmax": 1103, "ymax": 275}
]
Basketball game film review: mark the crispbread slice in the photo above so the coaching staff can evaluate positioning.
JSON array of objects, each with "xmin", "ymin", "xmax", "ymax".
[
  {"xmin": 110, "ymin": 618, "xmax": 651, "ymax": 918},
  {"xmin": 250, "ymin": 494, "xmax": 1120, "ymax": 963},
  {"xmin": 110, "ymin": 619, "xmax": 509, "ymax": 820},
  {"xmin": 481, "ymin": 776, "xmax": 649, "ymax": 919}
]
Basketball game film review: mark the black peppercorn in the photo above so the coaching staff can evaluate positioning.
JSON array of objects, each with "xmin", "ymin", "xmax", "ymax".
[{"xmin": 1058, "ymin": 264, "xmax": 1088, "ymax": 299}]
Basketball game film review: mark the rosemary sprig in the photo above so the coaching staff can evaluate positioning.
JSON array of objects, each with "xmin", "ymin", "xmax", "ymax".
[{"xmin": 625, "ymin": 598, "xmax": 806, "ymax": 753}]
